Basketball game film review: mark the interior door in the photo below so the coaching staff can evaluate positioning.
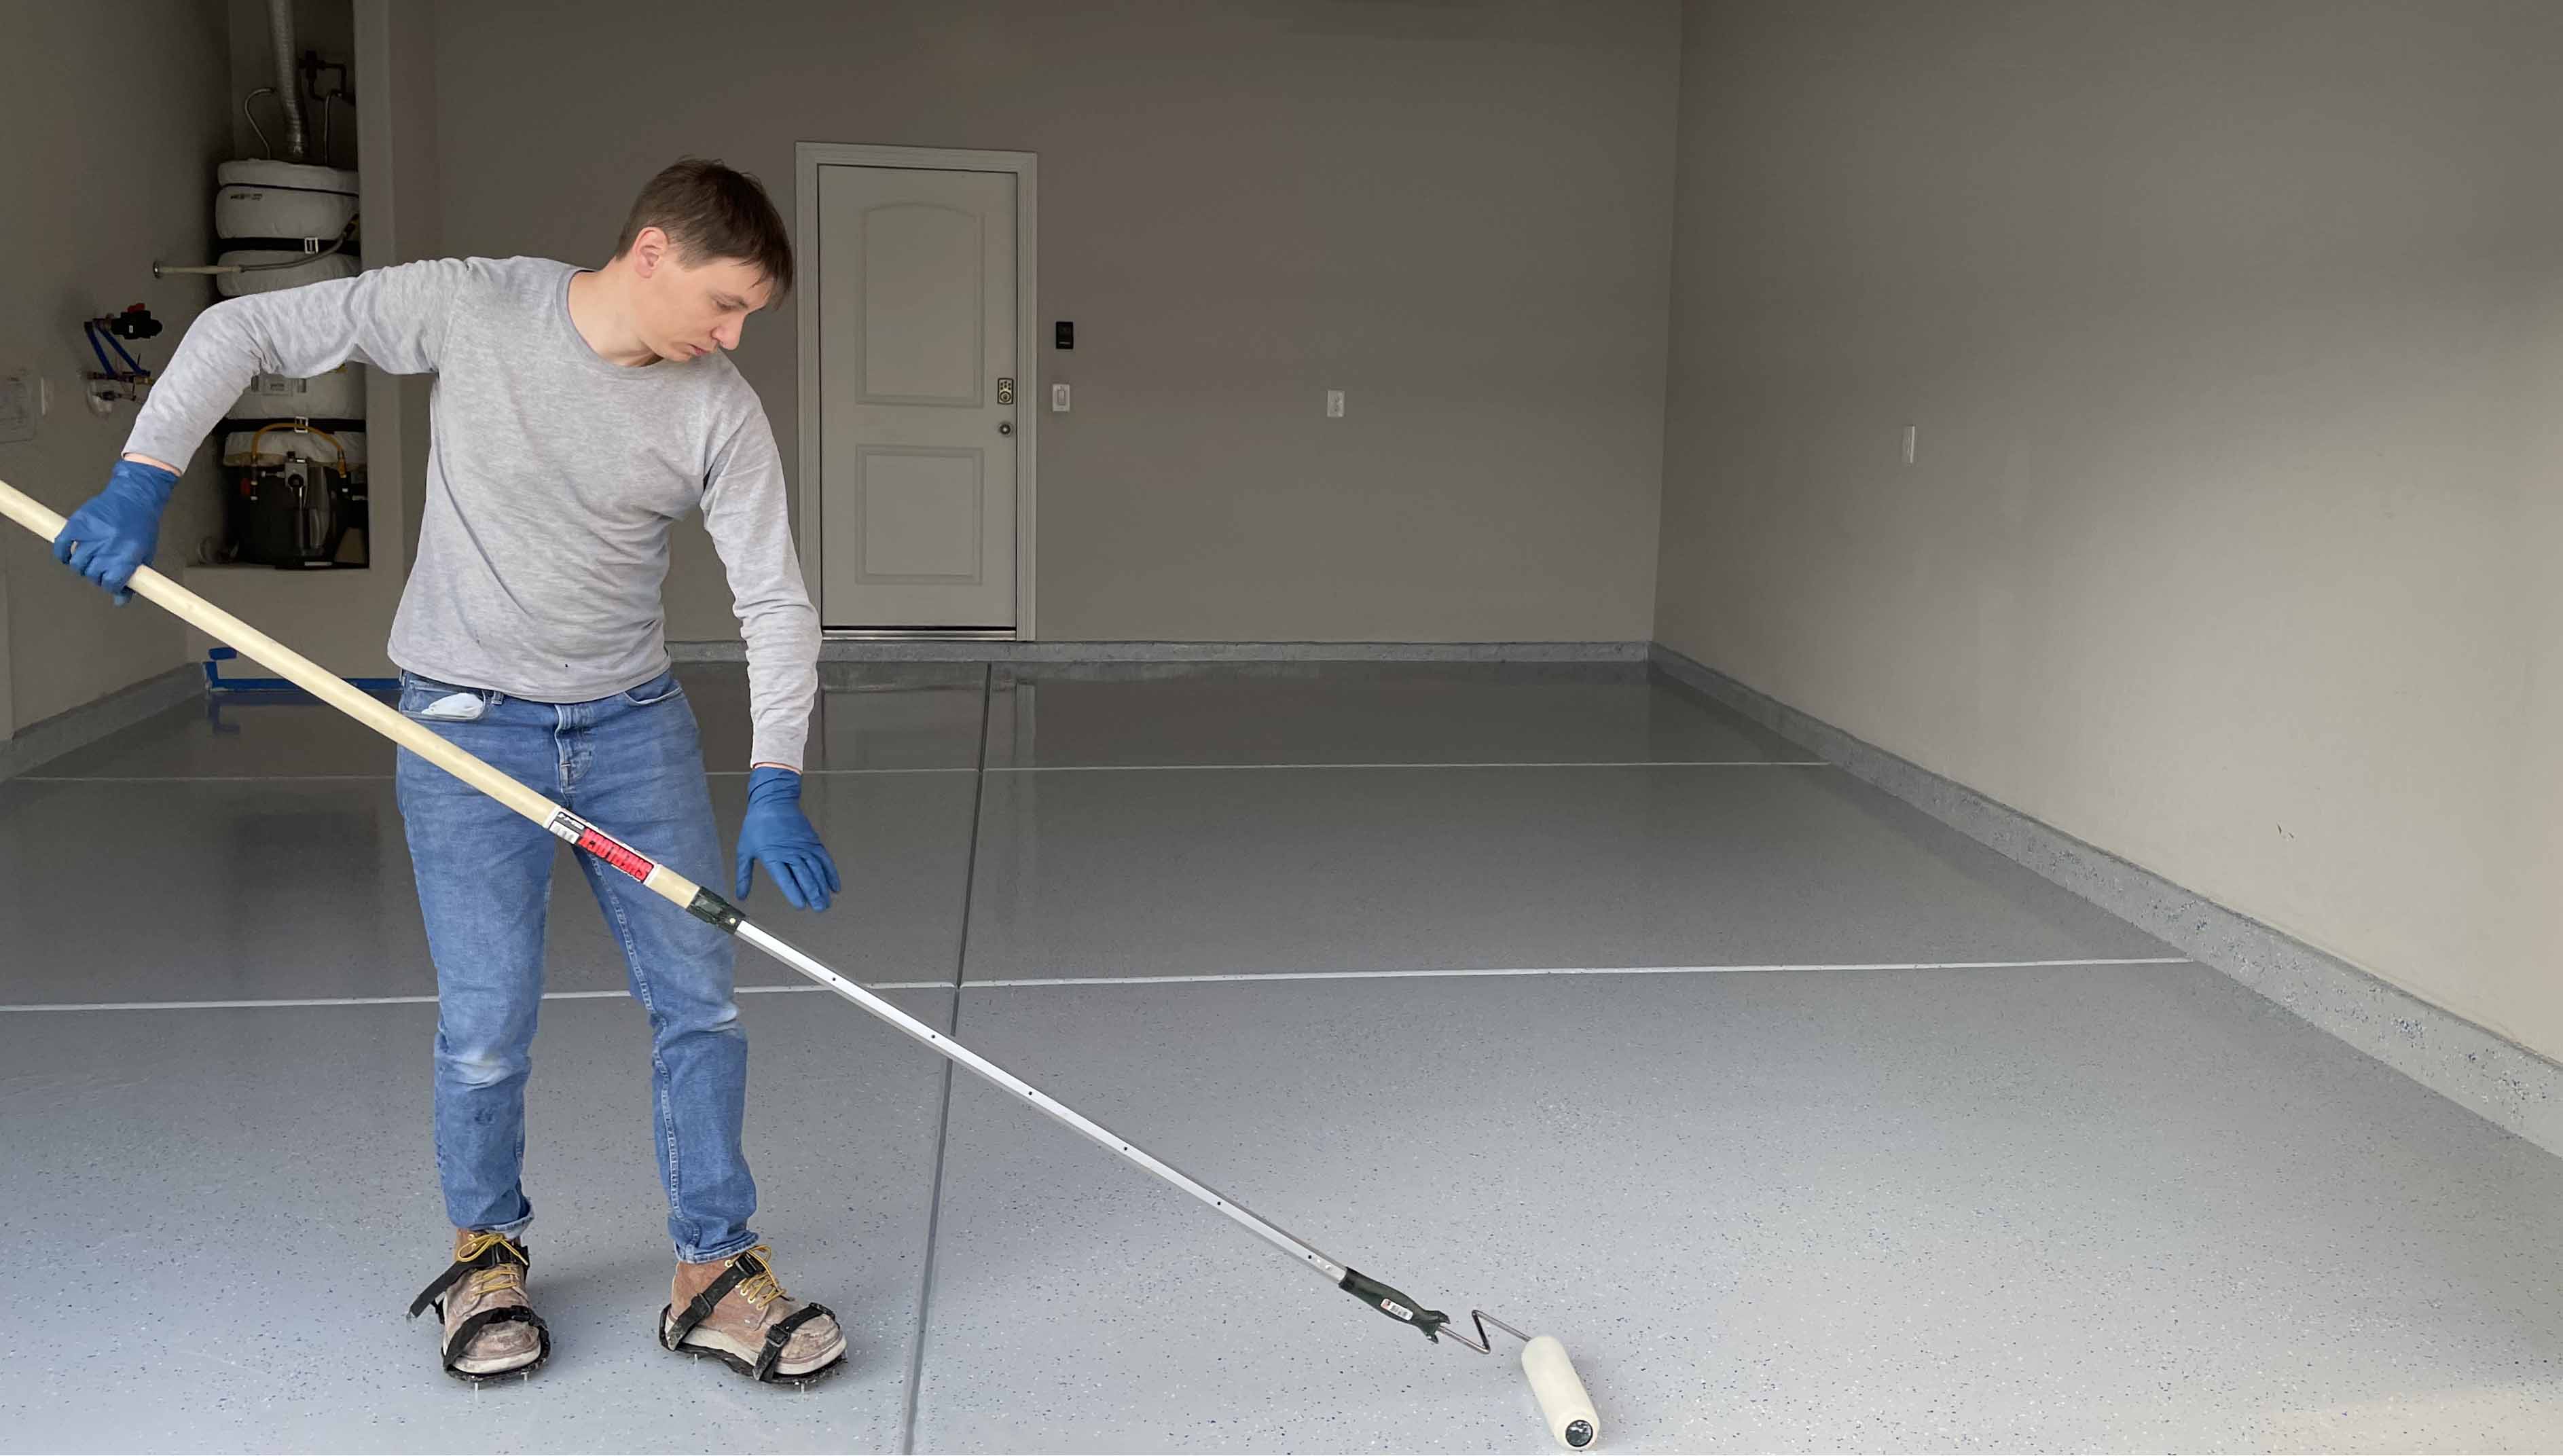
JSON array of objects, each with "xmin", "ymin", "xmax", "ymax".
[{"xmin": 817, "ymin": 164, "xmax": 1018, "ymax": 630}]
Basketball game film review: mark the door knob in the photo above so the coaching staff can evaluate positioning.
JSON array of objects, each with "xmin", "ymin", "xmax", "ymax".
[{"xmin": 998, "ymin": 421, "xmax": 1013, "ymax": 435}]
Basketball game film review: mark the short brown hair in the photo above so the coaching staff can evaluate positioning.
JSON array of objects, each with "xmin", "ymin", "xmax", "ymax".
[{"xmin": 614, "ymin": 158, "xmax": 795, "ymax": 295}]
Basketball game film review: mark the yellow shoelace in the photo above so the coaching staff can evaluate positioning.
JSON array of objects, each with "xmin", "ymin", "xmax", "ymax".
[
  {"xmin": 732, "ymin": 1245, "xmax": 787, "ymax": 1309},
  {"xmin": 454, "ymin": 1231, "xmax": 528, "ymax": 1301}
]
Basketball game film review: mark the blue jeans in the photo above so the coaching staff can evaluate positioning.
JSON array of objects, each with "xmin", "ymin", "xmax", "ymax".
[{"xmin": 394, "ymin": 667, "xmax": 758, "ymax": 1263}]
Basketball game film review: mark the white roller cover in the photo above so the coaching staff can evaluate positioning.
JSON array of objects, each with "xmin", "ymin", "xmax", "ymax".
[
  {"xmin": 232, "ymin": 362, "xmax": 366, "ymax": 422},
  {"xmin": 1521, "ymin": 1336, "xmax": 1600, "ymax": 1449},
  {"xmin": 215, "ymin": 160, "xmax": 359, "ymax": 242},
  {"xmin": 215, "ymin": 249, "xmax": 359, "ymax": 298},
  {"xmin": 223, "ymin": 425, "xmax": 365, "ymax": 471}
]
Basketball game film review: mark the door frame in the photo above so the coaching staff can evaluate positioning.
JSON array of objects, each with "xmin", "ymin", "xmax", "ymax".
[{"xmin": 795, "ymin": 142, "xmax": 1039, "ymax": 640}]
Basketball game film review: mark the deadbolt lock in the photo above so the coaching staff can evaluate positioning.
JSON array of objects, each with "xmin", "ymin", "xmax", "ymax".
[{"xmin": 996, "ymin": 377, "xmax": 1015, "ymax": 406}]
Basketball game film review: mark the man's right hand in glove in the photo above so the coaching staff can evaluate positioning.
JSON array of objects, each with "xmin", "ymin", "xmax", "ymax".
[{"xmin": 54, "ymin": 454, "xmax": 181, "ymax": 604}]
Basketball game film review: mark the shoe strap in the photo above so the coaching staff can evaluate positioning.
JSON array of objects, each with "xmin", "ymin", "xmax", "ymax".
[
  {"xmin": 662, "ymin": 1250, "xmax": 769, "ymax": 1349},
  {"xmin": 753, "ymin": 1301, "xmax": 836, "ymax": 1382}
]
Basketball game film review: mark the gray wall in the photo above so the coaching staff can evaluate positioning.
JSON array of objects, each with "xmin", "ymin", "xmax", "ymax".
[
  {"xmin": 1657, "ymin": 1, "xmax": 2563, "ymax": 1061},
  {"xmin": 366, "ymin": 0, "xmax": 440, "ymax": 572},
  {"xmin": 0, "ymin": 2, "xmax": 233, "ymax": 731},
  {"xmin": 425, "ymin": 0, "xmax": 1679, "ymax": 644}
]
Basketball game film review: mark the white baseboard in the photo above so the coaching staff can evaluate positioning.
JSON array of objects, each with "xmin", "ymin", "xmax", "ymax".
[
  {"xmin": 670, "ymin": 639, "xmax": 1652, "ymax": 665},
  {"xmin": 0, "ymin": 665, "xmax": 202, "ymax": 782}
]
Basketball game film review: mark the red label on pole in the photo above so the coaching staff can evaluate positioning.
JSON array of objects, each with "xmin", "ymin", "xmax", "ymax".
[{"xmin": 577, "ymin": 827, "xmax": 656, "ymax": 882}]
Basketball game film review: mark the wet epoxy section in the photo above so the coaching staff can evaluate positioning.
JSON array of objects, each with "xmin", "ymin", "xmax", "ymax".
[
  {"xmin": 26, "ymin": 662, "xmax": 987, "ymax": 780},
  {"xmin": 5, "ymin": 659, "xmax": 2560, "ymax": 1453},
  {"xmin": 0, "ymin": 770, "xmax": 978, "ymax": 1005},
  {"xmin": 3, "ymin": 663, "xmax": 986, "ymax": 1008}
]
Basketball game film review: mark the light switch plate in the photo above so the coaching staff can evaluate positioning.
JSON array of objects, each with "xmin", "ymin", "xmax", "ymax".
[{"xmin": 1051, "ymin": 382, "xmax": 1071, "ymax": 413}]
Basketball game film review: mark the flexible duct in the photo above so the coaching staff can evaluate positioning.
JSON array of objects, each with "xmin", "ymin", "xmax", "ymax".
[{"xmin": 267, "ymin": 0, "xmax": 306, "ymax": 163}]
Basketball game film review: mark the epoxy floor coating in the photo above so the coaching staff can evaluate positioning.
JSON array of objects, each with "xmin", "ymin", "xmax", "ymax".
[{"xmin": 2, "ymin": 661, "xmax": 2557, "ymax": 1453}]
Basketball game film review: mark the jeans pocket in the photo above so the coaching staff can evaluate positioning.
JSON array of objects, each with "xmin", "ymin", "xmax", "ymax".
[
  {"xmin": 621, "ymin": 671, "xmax": 686, "ymax": 708},
  {"xmin": 400, "ymin": 673, "xmax": 490, "ymax": 722}
]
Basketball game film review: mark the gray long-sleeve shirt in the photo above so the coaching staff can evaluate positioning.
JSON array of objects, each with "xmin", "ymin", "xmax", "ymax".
[{"xmin": 126, "ymin": 256, "xmax": 819, "ymax": 769}]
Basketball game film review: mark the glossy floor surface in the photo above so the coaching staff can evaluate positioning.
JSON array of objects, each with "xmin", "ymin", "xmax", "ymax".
[{"xmin": 3, "ymin": 662, "xmax": 2557, "ymax": 1453}]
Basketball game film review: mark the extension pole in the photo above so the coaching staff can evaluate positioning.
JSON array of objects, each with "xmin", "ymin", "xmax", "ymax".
[{"xmin": 0, "ymin": 475, "xmax": 1461, "ymax": 1340}]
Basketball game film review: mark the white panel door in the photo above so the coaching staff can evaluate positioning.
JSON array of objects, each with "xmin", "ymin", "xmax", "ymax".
[{"xmin": 818, "ymin": 164, "xmax": 1018, "ymax": 629}]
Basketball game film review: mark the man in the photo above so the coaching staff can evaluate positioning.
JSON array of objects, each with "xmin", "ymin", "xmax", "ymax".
[{"xmin": 54, "ymin": 159, "xmax": 846, "ymax": 1385}]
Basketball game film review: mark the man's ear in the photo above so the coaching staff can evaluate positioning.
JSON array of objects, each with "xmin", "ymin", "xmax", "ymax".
[{"xmin": 630, "ymin": 225, "xmax": 671, "ymax": 278}]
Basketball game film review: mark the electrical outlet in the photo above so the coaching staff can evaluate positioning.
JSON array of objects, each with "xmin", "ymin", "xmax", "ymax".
[{"xmin": 1326, "ymin": 390, "xmax": 1345, "ymax": 418}]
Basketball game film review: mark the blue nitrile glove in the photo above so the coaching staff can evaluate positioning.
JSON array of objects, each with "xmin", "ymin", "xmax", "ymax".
[
  {"xmin": 735, "ymin": 765, "xmax": 841, "ymax": 912},
  {"xmin": 53, "ymin": 457, "xmax": 180, "ymax": 605}
]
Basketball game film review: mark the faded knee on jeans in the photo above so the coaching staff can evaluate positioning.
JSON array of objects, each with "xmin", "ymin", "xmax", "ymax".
[
  {"xmin": 657, "ymin": 1015, "xmax": 743, "ymax": 1062},
  {"xmin": 651, "ymin": 996, "xmax": 742, "ymax": 1040},
  {"xmin": 439, "ymin": 1042, "xmax": 529, "ymax": 1091}
]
